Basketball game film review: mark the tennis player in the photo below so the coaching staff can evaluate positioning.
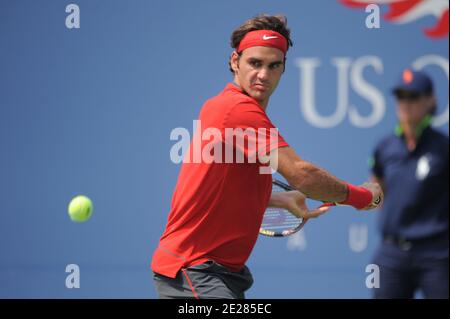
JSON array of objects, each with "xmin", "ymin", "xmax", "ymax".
[{"xmin": 151, "ymin": 14, "xmax": 383, "ymax": 299}]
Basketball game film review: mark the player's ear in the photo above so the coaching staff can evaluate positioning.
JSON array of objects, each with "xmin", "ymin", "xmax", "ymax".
[{"xmin": 230, "ymin": 51, "xmax": 240, "ymax": 73}]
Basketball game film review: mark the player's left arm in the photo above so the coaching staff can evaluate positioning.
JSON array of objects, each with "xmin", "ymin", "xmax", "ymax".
[{"xmin": 268, "ymin": 190, "xmax": 329, "ymax": 219}]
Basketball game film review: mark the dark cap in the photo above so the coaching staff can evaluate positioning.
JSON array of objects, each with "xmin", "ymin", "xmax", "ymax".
[{"xmin": 392, "ymin": 69, "xmax": 434, "ymax": 95}]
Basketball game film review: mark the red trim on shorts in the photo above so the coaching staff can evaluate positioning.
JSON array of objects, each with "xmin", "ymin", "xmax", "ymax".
[{"xmin": 181, "ymin": 269, "xmax": 199, "ymax": 299}]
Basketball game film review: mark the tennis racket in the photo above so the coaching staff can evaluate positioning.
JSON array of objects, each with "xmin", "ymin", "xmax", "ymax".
[
  {"xmin": 259, "ymin": 179, "xmax": 382, "ymax": 237},
  {"xmin": 259, "ymin": 179, "xmax": 331, "ymax": 237}
]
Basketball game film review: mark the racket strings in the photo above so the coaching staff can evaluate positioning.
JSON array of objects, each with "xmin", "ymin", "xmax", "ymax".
[
  {"xmin": 261, "ymin": 208, "xmax": 303, "ymax": 230},
  {"xmin": 259, "ymin": 179, "xmax": 306, "ymax": 237}
]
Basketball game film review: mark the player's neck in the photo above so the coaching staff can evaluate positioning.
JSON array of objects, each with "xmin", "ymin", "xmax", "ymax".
[
  {"xmin": 256, "ymin": 96, "xmax": 269, "ymax": 109},
  {"xmin": 232, "ymin": 80, "xmax": 269, "ymax": 110}
]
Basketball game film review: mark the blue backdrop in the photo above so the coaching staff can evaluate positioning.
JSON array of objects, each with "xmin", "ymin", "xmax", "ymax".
[{"xmin": 1, "ymin": 0, "xmax": 448, "ymax": 298}]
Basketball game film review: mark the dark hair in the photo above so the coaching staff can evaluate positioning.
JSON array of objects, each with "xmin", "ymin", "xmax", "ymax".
[
  {"xmin": 228, "ymin": 14, "xmax": 293, "ymax": 73},
  {"xmin": 394, "ymin": 89, "xmax": 437, "ymax": 115}
]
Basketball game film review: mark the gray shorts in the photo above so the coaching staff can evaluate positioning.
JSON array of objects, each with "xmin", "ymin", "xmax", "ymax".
[{"xmin": 153, "ymin": 260, "xmax": 254, "ymax": 299}]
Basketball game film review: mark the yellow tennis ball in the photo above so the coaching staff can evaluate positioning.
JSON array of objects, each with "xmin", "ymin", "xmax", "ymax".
[{"xmin": 68, "ymin": 195, "xmax": 93, "ymax": 222}]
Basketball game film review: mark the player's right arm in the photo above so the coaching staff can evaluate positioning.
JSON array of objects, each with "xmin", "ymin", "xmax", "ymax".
[
  {"xmin": 273, "ymin": 147, "xmax": 383, "ymax": 210},
  {"xmin": 370, "ymin": 174, "xmax": 385, "ymax": 209}
]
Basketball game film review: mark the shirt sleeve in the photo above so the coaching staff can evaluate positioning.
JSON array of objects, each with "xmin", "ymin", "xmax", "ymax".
[{"xmin": 224, "ymin": 101, "xmax": 289, "ymax": 164}]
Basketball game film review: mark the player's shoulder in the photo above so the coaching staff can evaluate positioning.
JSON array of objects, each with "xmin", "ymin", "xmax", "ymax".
[
  {"xmin": 224, "ymin": 86, "xmax": 261, "ymax": 110},
  {"xmin": 205, "ymin": 84, "xmax": 259, "ymax": 109},
  {"xmin": 199, "ymin": 84, "xmax": 265, "ymax": 126},
  {"xmin": 214, "ymin": 86, "xmax": 264, "ymax": 117},
  {"xmin": 221, "ymin": 88, "xmax": 269, "ymax": 127}
]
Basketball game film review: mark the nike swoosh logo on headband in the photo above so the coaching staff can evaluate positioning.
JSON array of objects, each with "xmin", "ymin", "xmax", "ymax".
[{"xmin": 263, "ymin": 35, "xmax": 278, "ymax": 40}]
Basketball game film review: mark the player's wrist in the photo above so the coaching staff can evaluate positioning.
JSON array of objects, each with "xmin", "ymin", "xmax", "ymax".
[{"xmin": 340, "ymin": 183, "xmax": 373, "ymax": 210}]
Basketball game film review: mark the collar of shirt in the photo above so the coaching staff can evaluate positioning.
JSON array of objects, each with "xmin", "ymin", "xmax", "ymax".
[{"xmin": 394, "ymin": 115, "xmax": 433, "ymax": 139}]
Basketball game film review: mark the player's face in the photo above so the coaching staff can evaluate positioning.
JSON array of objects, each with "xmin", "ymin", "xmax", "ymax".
[
  {"xmin": 395, "ymin": 92, "xmax": 435, "ymax": 126},
  {"xmin": 231, "ymin": 46, "xmax": 285, "ymax": 107}
]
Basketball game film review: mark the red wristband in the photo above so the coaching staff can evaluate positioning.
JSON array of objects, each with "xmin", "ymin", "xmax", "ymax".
[{"xmin": 341, "ymin": 183, "xmax": 373, "ymax": 210}]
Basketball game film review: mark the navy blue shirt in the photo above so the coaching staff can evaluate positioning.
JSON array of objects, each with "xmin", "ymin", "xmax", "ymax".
[{"xmin": 371, "ymin": 123, "xmax": 449, "ymax": 242}]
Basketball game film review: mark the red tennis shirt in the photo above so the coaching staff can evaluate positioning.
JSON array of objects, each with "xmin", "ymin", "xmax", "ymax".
[{"xmin": 151, "ymin": 83, "xmax": 289, "ymax": 278}]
